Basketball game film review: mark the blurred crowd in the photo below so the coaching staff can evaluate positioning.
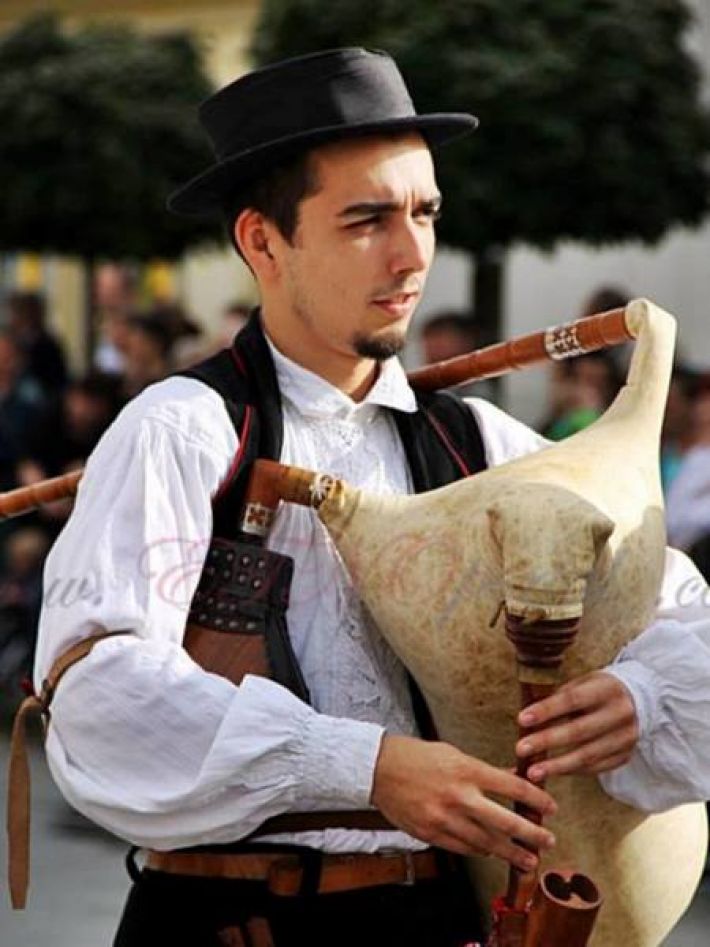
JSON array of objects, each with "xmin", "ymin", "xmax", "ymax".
[
  {"xmin": 0, "ymin": 265, "xmax": 250, "ymax": 703},
  {"xmin": 1, "ymin": 274, "xmax": 709, "ymax": 707}
]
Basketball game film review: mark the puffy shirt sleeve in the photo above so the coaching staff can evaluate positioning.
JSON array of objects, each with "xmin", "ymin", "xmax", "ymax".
[
  {"xmin": 35, "ymin": 378, "xmax": 383, "ymax": 849},
  {"xmin": 600, "ymin": 548, "xmax": 710, "ymax": 811}
]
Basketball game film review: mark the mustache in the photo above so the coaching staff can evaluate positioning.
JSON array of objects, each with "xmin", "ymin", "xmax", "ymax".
[{"xmin": 370, "ymin": 283, "xmax": 421, "ymax": 300}]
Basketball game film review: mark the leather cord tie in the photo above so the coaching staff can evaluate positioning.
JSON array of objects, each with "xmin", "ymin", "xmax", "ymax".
[{"xmin": 6, "ymin": 631, "xmax": 131, "ymax": 909}]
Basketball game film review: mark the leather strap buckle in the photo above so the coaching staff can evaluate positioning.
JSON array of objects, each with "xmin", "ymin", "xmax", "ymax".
[
  {"xmin": 380, "ymin": 849, "xmax": 417, "ymax": 886},
  {"xmin": 396, "ymin": 851, "xmax": 416, "ymax": 886},
  {"xmin": 404, "ymin": 851, "xmax": 416, "ymax": 886}
]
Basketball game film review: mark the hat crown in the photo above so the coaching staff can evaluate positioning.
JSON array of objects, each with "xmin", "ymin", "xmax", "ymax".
[
  {"xmin": 200, "ymin": 48, "xmax": 415, "ymax": 161},
  {"xmin": 167, "ymin": 47, "xmax": 477, "ymax": 216}
]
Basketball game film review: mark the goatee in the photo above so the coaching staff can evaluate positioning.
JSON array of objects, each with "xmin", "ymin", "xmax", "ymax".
[{"xmin": 353, "ymin": 332, "xmax": 405, "ymax": 361}]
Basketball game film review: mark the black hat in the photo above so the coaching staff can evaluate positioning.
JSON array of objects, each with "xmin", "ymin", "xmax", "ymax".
[{"xmin": 168, "ymin": 47, "xmax": 478, "ymax": 217}]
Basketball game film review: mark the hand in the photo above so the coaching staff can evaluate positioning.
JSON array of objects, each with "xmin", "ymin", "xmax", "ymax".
[
  {"xmin": 371, "ymin": 734, "xmax": 557, "ymax": 871},
  {"xmin": 516, "ymin": 671, "xmax": 638, "ymax": 781}
]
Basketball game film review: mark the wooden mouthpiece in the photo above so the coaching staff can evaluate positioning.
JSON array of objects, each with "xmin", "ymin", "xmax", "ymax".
[
  {"xmin": 407, "ymin": 306, "xmax": 631, "ymax": 392},
  {"xmin": 0, "ymin": 470, "xmax": 82, "ymax": 521}
]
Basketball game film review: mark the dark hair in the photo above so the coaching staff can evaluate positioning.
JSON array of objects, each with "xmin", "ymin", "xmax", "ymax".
[
  {"xmin": 421, "ymin": 311, "xmax": 477, "ymax": 341},
  {"xmin": 224, "ymin": 150, "xmax": 321, "ymax": 260},
  {"xmin": 6, "ymin": 290, "xmax": 46, "ymax": 328},
  {"xmin": 580, "ymin": 286, "xmax": 630, "ymax": 318},
  {"xmin": 68, "ymin": 372, "xmax": 123, "ymax": 413},
  {"xmin": 671, "ymin": 363, "xmax": 701, "ymax": 401},
  {"xmin": 559, "ymin": 350, "xmax": 623, "ymax": 405},
  {"xmin": 125, "ymin": 314, "xmax": 174, "ymax": 357}
]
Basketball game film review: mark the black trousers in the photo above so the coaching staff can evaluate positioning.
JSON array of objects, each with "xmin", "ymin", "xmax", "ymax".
[{"xmin": 113, "ymin": 849, "xmax": 484, "ymax": 947}]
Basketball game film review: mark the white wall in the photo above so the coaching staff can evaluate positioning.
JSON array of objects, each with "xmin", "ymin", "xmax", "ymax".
[{"xmin": 505, "ymin": 221, "xmax": 710, "ymax": 425}]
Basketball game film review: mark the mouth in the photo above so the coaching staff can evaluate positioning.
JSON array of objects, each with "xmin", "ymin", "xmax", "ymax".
[{"xmin": 371, "ymin": 292, "xmax": 419, "ymax": 319}]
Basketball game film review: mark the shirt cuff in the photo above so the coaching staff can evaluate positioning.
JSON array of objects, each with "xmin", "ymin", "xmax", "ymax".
[
  {"xmin": 298, "ymin": 711, "xmax": 385, "ymax": 810},
  {"xmin": 603, "ymin": 657, "xmax": 664, "ymax": 749}
]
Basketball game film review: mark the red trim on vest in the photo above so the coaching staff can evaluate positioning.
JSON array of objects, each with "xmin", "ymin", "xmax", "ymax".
[
  {"xmin": 215, "ymin": 404, "xmax": 253, "ymax": 500},
  {"xmin": 424, "ymin": 408, "xmax": 472, "ymax": 477},
  {"xmin": 229, "ymin": 346, "xmax": 247, "ymax": 376},
  {"xmin": 215, "ymin": 347, "xmax": 253, "ymax": 500}
]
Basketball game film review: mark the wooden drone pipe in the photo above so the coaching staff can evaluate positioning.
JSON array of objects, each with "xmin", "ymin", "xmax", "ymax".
[
  {"xmin": 0, "ymin": 306, "xmax": 636, "ymax": 521},
  {"xmin": 0, "ymin": 470, "xmax": 82, "ymax": 522},
  {"xmin": 238, "ymin": 459, "xmax": 339, "ymax": 539},
  {"xmin": 408, "ymin": 306, "xmax": 632, "ymax": 392}
]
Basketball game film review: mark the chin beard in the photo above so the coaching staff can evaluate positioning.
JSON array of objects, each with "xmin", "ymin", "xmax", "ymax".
[{"xmin": 353, "ymin": 330, "xmax": 405, "ymax": 361}]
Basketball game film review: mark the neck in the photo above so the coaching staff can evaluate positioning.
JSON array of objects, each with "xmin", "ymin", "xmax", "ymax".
[{"xmin": 260, "ymin": 306, "xmax": 379, "ymax": 402}]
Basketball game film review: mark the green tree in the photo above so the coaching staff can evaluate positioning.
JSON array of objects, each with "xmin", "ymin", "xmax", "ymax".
[
  {"xmin": 253, "ymin": 0, "xmax": 710, "ymax": 341},
  {"xmin": 0, "ymin": 14, "xmax": 221, "ymax": 352}
]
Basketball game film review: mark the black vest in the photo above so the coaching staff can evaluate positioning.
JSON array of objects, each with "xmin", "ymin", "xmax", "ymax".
[{"xmin": 180, "ymin": 314, "xmax": 488, "ymax": 702}]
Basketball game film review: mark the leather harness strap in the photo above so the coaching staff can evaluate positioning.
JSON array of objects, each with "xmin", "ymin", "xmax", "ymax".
[
  {"xmin": 6, "ymin": 630, "xmax": 132, "ymax": 909},
  {"xmin": 254, "ymin": 808, "xmax": 392, "ymax": 836},
  {"xmin": 145, "ymin": 848, "xmax": 440, "ymax": 895}
]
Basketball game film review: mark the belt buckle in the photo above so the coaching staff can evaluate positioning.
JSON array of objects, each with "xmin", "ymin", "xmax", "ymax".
[
  {"xmin": 403, "ymin": 851, "xmax": 416, "ymax": 886},
  {"xmin": 381, "ymin": 849, "xmax": 416, "ymax": 886}
]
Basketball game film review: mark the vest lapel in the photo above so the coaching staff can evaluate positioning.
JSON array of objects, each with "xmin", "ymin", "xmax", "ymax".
[{"xmin": 231, "ymin": 311, "xmax": 284, "ymax": 463}]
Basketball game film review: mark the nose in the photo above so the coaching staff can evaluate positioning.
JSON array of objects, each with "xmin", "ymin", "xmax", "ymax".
[{"xmin": 388, "ymin": 217, "xmax": 433, "ymax": 277}]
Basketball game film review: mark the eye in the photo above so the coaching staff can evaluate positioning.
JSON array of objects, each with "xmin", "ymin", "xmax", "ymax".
[
  {"xmin": 346, "ymin": 215, "xmax": 381, "ymax": 229},
  {"xmin": 416, "ymin": 206, "xmax": 442, "ymax": 223}
]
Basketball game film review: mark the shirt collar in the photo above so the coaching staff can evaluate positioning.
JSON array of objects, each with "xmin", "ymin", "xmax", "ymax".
[{"xmin": 264, "ymin": 334, "xmax": 417, "ymax": 419}]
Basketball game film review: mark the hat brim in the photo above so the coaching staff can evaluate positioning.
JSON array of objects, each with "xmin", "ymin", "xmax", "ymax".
[{"xmin": 167, "ymin": 113, "xmax": 477, "ymax": 217}]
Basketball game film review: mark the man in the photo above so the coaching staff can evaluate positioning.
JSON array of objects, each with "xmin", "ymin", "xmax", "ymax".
[
  {"xmin": 0, "ymin": 330, "xmax": 44, "ymax": 490},
  {"xmin": 419, "ymin": 311, "xmax": 498, "ymax": 401},
  {"xmin": 5, "ymin": 291, "xmax": 68, "ymax": 396},
  {"xmin": 33, "ymin": 49, "xmax": 710, "ymax": 946}
]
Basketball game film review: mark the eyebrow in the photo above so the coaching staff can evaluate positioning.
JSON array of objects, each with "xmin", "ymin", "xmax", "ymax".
[{"xmin": 337, "ymin": 195, "xmax": 442, "ymax": 219}]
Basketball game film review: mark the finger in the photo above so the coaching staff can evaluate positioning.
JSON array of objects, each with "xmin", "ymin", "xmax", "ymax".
[
  {"xmin": 517, "ymin": 700, "xmax": 635, "ymax": 758},
  {"xmin": 584, "ymin": 751, "xmax": 633, "ymax": 775},
  {"xmin": 466, "ymin": 794, "xmax": 556, "ymax": 852},
  {"xmin": 438, "ymin": 819, "xmax": 541, "ymax": 872},
  {"xmin": 526, "ymin": 725, "xmax": 638, "ymax": 780},
  {"xmin": 518, "ymin": 673, "xmax": 608, "ymax": 728},
  {"xmin": 419, "ymin": 813, "xmax": 496, "ymax": 858},
  {"xmin": 475, "ymin": 762, "xmax": 558, "ymax": 816},
  {"xmin": 484, "ymin": 836, "xmax": 540, "ymax": 873}
]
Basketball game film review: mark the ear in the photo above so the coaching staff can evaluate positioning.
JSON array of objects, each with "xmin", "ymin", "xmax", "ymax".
[{"xmin": 234, "ymin": 208, "xmax": 277, "ymax": 277}]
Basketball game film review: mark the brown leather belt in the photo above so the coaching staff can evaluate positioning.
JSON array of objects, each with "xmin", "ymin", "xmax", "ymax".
[{"xmin": 145, "ymin": 849, "xmax": 440, "ymax": 896}]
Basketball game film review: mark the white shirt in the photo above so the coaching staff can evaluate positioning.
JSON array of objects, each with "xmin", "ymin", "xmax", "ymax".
[{"xmin": 35, "ymin": 342, "xmax": 710, "ymax": 853}]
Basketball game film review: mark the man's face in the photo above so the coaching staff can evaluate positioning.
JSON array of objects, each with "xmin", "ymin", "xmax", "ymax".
[{"xmin": 264, "ymin": 133, "xmax": 439, "ymax": 380}]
